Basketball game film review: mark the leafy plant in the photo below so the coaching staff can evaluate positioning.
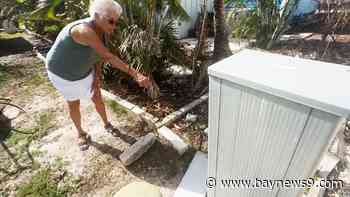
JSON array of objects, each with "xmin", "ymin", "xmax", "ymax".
[
  {"xmin": 227, "ymin": 4, "xmax": 258, "ymax": 39},
  {"xmin": 225, "ymin": 0, "xmax": 300, "ymax": 49},
  {"xmin": 17, "ymin": 0, "xmax": 89, "ymax": 38},
  {"xmin": 104, "ymin": 0, "xmax": 190, "ymax": 99},
  {"xmin": 265, "ymin": 0, "xmax": 300, "ymax": 49},
  {"xmin": 255, "ymin": 0, "xmax": 280, "ymax": 48},
  {"xmin": 112, "ymin": 0, "xmax": 190, "ymax": 74},
  {"xmin": 17, "ymin": 168, "xmax": 70, "ymax": 197}
]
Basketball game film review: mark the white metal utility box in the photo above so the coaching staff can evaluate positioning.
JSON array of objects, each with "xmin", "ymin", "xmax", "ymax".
[{"xmin": 207, "ymin": 49, "xmax": 350, "ymax": 197}]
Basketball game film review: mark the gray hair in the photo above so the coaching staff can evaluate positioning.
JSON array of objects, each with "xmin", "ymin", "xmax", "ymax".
[{"xmin": 89, "ymin": 0, "xmax": 123, "ymax": 19}]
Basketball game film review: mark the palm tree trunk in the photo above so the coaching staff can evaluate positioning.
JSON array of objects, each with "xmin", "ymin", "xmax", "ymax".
[{"xmin": 213, "ymin": 0, "xmax": 232, "ymax": 62}]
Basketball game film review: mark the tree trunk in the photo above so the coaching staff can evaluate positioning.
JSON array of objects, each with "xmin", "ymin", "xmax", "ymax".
[{"xmin": 213, "ymin": 0, "xmax": 232, "ymax": 62}]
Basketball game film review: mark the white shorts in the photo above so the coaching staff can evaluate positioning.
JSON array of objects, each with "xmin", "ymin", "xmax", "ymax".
[{"xmin": 47, "ymin": 69, "xmax": 94, "ymax": 101}]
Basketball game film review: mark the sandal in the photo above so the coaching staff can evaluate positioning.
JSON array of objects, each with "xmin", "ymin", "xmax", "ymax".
[
  {"xmin": 105, "ymin": 122, "xmax": 115, "ymax": 133},
  {"xmin": 105, "ymin": 122, "xmax": 122, "ymax": 137},
  {"xmin": 78, "ymin": 132, "xmax": 91, "ymax": 151}
]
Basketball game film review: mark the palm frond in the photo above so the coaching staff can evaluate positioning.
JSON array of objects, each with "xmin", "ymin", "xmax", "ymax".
[
  {"xmin": 29, "ymin": 0, "xmax": 64, "ymax": 21},
  {"xmin": 167, "ymin": 0, "xmax": 190, "ymax": 21}
]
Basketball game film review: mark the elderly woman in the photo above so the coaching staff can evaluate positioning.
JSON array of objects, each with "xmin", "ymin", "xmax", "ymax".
[{"xmin": 46, "ymin": 0, "xmax": 151, "ymax": 150}]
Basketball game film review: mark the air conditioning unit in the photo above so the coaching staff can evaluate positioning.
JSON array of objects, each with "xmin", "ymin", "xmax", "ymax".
[{"xmin": 207, "ymin": 49, "xmax": 349, "ymax": 197}]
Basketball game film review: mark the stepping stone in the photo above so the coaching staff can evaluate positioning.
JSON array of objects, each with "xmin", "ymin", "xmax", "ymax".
[
  {"xmin": 2, "ymin": 106, "xmax": 21, "ymax": 119},
  {"xmin": 114, "ymin": 182, "xmax": 162, "ymax": 197}
]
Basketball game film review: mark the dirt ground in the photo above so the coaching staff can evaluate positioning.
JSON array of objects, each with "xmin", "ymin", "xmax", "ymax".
[
  {"xmin": 269, "ymin": 33, "xmax": 350, "ymax": 66},
  {"xmin": 0, "ymin": 52, "xmax": 194, "ymax": 197}
]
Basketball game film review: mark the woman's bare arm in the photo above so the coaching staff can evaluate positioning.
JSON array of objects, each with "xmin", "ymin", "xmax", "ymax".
[{"xmin": 71, "ymin": 25, "xmax": 140, "ymax": 79}]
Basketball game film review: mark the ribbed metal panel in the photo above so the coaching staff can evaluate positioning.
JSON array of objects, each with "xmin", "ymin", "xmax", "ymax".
[
  {"xmin": 208, "ymin": 76, "xmax": 222, "ymax": 197},
  {"xmin": 208, "ymin": 79, "xmax": 341, "ymax": 197},
  {"xmin": 277, "ymin": 110, "xmax": 340, "ymax": 197}
]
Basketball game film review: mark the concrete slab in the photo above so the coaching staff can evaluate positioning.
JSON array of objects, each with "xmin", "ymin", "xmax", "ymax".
[{"xmin": 174, "ymin": 152, "xmax": 208, "ymax": 197}]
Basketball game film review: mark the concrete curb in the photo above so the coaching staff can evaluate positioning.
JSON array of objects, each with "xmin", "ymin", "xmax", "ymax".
[
  {"xmin": 101, "ymin": 89, "xmax": 159, "ymax": 124},
  {"xmin": 158, "ymin": 126, "xmax": 189, "ymax": 155},
  {"xmin": 101, "ymin": 89, "xmax": 207, "ymax": 155},
  {"xmin": 155, "ymin": 94, "xmax": 208, "ymax": 128},
  {"xmin": 101, "ymin": 89, "xmax": 208, "ymax": 156},
  {"xmin": 36, "ymin": 52, "xmax": 46, "ymax": 63}
]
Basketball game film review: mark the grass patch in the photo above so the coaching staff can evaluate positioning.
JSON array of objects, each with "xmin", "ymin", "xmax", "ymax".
[
  {"xmin": 0, "ymin": 64, "xmax": 12, "ymax": 86},
  {"xmin": 25, "ymin": 70, "xmax": 57, "ymax": 96},
  {"xmin": 28, "ymin": 74, "xmax": 46, "ymax": 87},
  {"xmin": 2, "ymin": 112, "xmax": 56, "ymax": 173},
  {"xmin": 16, "ymin": 168, "xmax": 70, "ymax": 197},
  {"xmin": 6, "ymin": 111, "xmax": 56, "ymax": 146},
  {"xmin": 52, "ymin": 157, "xmax": 68, "ymax": 169},
  {"xmin": 15, "ymin": 156, "xmax": 80, "ymax": 197},
  {"xmin": 106, "ymin": 100, "xmax": 128, "ymax": 115},
  {"xmin": 32, "ymin": 111, "xmax": 55, "ymax": 139}
]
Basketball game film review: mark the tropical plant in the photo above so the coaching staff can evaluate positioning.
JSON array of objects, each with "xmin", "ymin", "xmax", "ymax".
[
  {"xmin": 255, "ymin": 0, "xmax": 279, "ymax": 48},
  {"xmin": 0, "ymin": 0, "xmax": 32, "ymax": 33},
  {"xmin": 16, "ymin": 0, "xmax": 89, "ymax": 38},
  {"xmin": 104, "ymin": 0, "xmax": 191, "ymax": 99},
  {"xmin": 264, "ymin": 0, "xmax": 299, "ymax": 49},
  {"xmin": 224, "ymin": 0, "xmax": 299, "ymax": 49},
  {"xmin": 225, "ymin": 1, "xmax": 257, "ymax": 39}
]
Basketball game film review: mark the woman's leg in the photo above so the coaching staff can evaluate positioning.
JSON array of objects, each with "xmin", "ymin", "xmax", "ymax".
[
  {"xmin": 67, "ymin": 100, "xmax": 85, "ymax": 135},
  {"xmin": 68, "ymin": 100, "xmax": 90, "ymax": 150},
  {"xmin": 92, "ymin": 88, "xmax": 109, "ymax": 126}
]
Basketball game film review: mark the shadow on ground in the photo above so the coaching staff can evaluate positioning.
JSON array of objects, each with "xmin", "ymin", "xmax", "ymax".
[{"xmin": 0, "ymin": 37, "xmax": 32, "ymax": 57}]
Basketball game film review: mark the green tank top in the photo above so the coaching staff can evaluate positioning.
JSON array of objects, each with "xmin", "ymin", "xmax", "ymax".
[{"xmin": 46, "ymin": 17, "xmax": 107, "ymax": 81}]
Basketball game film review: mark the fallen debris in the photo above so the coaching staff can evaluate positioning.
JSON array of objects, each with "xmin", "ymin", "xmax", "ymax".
[{"xmin": 119, "ymin": 133, "xmax": 157, "ymax": 166}]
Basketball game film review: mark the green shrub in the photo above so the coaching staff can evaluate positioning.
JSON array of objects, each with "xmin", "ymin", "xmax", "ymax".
[
  {"xmin": 17, "ymin": 169, "xmax": 69, "ymax": 197},
  {"xmin": 227, "ymin": 9, "xmax": 257, "ymax": 39}
]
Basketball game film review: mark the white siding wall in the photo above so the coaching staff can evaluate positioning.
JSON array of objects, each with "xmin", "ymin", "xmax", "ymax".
[{"xmin": 175, "ymin": 0, "xmax": 214, "ymax": 38}]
